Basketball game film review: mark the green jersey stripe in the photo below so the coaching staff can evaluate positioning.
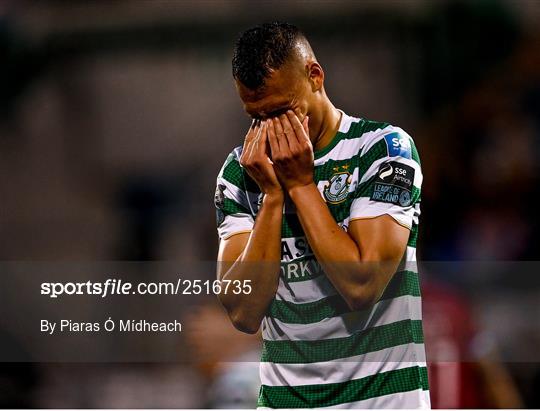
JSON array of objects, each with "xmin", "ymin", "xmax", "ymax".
[
  {"xmin": 263, "ymin": 295, "xmax": 422, "ymax": 342},
  {"xmin": 411, "ymin": 141, "xmax": 421, "ymax": 164},
  {"xmin": 257, "ymin": 365, "xmax": 428, "ymax": 408},
  {"xmin": 281, "ymin": 214, "xmax": 305, "ymax": 240},
  {"xmin": 260, "ymin": 343, "xmax": 426, "ymax": 385},
  {"xmin": 408, "ymin": 224, "xmax": 419, "ymax": 248},
  {"xmin": 261, "ymin": 319, "xmax": 424, "ymax": 363},
  {"xmin": 220, "ymin": 156, "xmax": 244, "ymax": 189},
  {"xmin": 220, "ymin": 197, "xmax": 251, "ymax": 216}
]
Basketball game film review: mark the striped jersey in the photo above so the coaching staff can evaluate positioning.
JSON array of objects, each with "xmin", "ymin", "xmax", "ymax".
[{"xmin": 214, "ymin": 110, "xmax": 430, "ymax": 409}]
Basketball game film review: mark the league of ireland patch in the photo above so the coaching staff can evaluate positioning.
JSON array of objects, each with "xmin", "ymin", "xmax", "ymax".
[{"xmin": 370, "ymin": 161, "xmax": 415, "ymax": 207}]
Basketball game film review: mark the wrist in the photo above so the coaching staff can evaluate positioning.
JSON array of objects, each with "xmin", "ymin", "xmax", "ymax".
[
  {"xmin": 263, "ymin": 191, "xmax": 285, "ymax": 206},
  {"xmin": 288, "ymin": 182, "xmax": 317, "ymax": 200}
]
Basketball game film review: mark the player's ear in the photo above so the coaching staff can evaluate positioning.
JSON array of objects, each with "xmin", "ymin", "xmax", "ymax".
[{"xmin": 307, "ymin": 62, "xmax": 324, "ymax": 92}]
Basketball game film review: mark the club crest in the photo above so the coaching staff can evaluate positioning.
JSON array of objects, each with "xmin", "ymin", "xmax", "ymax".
[{"xmin": 323, "ymin": 172, "xmax": 351, "ymax": 204}]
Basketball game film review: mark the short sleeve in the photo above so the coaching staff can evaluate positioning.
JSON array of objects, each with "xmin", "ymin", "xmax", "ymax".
[
  {"xmin": 215, "ymin": 149, "xmax": 256, "ymax": 240},
  {"xmin": 350, "ymin": 127, "xmax": 422, "ymax": 229}
]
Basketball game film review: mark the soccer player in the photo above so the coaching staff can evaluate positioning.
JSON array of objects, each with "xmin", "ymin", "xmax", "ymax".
[{"xmin": 215, "ymin": 22, "xmax": 429, "ymax": 408}]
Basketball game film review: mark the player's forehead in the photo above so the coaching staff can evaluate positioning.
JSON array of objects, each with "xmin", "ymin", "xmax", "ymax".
[
  {"xmin": 236, "ymin": 71, "xmax": 297, "ymax": 119},
  {"xmin": 242, "ymin": 92, "xmax": 294, "ymax": 119}
]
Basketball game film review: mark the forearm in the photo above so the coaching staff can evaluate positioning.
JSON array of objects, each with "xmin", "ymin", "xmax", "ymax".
[
  {"xmin": 218, "ymin": 193, "xmax": 283, "ymax": 333},
  {"xmin": 289, "ymin": 183, "xmax": 394, "ymax": 309}
]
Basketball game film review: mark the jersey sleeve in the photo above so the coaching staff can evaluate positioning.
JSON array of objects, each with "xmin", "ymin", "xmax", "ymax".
[
  {"xmin": 215, "ymin": 148, "xmax": 255, "ymax": 241},
  {"xmin": 349, "ymin": 127, "xmax": 422, "ymax": 229}
]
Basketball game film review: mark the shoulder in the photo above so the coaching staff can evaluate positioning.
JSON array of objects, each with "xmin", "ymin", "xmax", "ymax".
[
  {"xmin": 355, "ymin": 121, "xmax": 420, "ymax": 165},
  {"xmin": 338, "ymin": 111, "xmax": 420, "ymax": 161},
  {"xmin": 218, "ymin": 145, "xmax": 244, "ymax": 182},
  {"xmin": 219, "ymin": 145, "xmax": 243, "ymax": 169},
  {"xmin": 217, "ymin": 146, "xmax": 259, "ymax": 193}
]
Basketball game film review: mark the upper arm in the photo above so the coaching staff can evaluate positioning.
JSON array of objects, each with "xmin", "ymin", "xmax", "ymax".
[
  {"xmin": 216, "ymin": 232, "xmax": 250, "ymax": 279},
  {"xmin": 349, "ymin": 127, "xmax": 422, "ymax": 229},
  {"xmin": 348, "ymin": 214, "xmax": 410, "ymax": 262},
  {"xmin": 348, "ymin": 127, "xmax": 422, "ymax": 262},
  {"xmin": 346, "ymin": 215, "xmax": 409, "ymax": 305}
]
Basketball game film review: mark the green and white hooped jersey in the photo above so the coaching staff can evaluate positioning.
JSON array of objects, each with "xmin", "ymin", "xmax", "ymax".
[{"xmin": 214, "ymin": 111, "xmax": 430, "ymax": 409}]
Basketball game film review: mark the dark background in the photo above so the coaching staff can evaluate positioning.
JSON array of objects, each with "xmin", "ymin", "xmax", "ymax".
[{"xmin": 1, "ymin": 0, "xmax": 539, "ymax": 408}]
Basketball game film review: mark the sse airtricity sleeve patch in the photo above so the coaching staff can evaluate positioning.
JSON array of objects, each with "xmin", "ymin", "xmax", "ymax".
[
  {"xmin": 371, "ymin": 162, "xmax": 415, "ymax": 207},
  {"xmin": 349, "ymin": 127, "xmax": 422, "ymax": 229}
]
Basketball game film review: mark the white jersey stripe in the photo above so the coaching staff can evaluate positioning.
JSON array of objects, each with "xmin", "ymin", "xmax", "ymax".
[
  {"xmin": 218, "ymin": 178, "xmax": 254, "ymax": 211},
  {"xmin": 350, "ymin": 199, "xmax": 415, "ymax": 229},
  {"xmin": 406, "ymin": 246, "xmax": 417, "ymax": 262},
  {"xmin": 218, "ymin": 214, "xmax": 253, "ymax": 240},
  {"xmin": 262, "ymin": 295, "xmax": 422, "ymax": 341}
]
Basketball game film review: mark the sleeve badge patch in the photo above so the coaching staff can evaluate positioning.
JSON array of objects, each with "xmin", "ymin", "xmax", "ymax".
[
  {"xmin": 370, "ymin": 161, "xmax": 415, "ymax": 207},
  {"xmin": 383, "ymin": 132, "xmax": 412, "ymax": 159}
]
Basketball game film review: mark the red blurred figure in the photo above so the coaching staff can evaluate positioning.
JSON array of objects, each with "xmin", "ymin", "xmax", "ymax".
[{"xmin": 423, "ymin": 279, "xmax": 523, "ymax": 408}]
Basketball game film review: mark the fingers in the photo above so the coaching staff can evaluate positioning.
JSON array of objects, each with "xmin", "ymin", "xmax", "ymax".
[
  {"xmin": 267, "ymin": 118, "xmax": 281, "ymax": 160},
  {"xmin": 254, "ymin": 120, "xmax": 268, "ymax": 157},
  {"xmin": 280, "ymin": 112, "xmax": 300, "ymax": 153},
  {"xmin": 240, "ymin": 119, "xmax": 261, "ymax": 166},
  {"xmin": 286, "ymin": 111, "xmax": 310, "ymax": 145},
  {"xmin": 245, "ymin": 119, "xmax": 260, "ymax": 143},
  {"xmin": 244, "ymin": 111, "xmax": 310, "ymax": 169}
]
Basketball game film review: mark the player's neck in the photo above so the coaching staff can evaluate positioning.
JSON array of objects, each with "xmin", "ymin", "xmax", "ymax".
[{"xmin": 312, "ymin": 98, "xmax": 342, "ymax": 153}]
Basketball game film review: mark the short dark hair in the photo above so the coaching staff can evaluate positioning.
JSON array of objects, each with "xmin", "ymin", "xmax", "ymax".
[{"xmin": 232, "ymin": 22, "xmax": 301, "ymax": 90}]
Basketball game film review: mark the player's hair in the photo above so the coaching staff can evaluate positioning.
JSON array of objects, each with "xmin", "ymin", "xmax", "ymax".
[{"xmin": 232, "ymin": 22, "xmax": 303, "ymax": 90}]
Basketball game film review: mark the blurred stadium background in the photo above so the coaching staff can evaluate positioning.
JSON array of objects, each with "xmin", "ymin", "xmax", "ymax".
[{"xmin": 1, "ymin": 0, "xmax": 540, "ymax": 408}]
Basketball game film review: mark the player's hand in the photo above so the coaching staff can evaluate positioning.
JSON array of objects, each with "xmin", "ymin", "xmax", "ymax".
[
  {"xmin": 239, "ymin": 119, "xmax": 283, "ymax": 196},
  {"xmin": 268, "ymin": 110, "xmax": 314, "ymax": 192}
]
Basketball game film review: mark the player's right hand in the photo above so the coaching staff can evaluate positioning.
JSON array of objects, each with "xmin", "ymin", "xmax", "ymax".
[{"xmin": 240, "ymin": 120, "xmax": 283, "ymax": 196}]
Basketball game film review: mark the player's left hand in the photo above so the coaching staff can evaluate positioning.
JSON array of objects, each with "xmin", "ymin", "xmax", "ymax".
[{"xmin": 267, "ymin": 110, "xmax": 314, "ymax": 192}]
